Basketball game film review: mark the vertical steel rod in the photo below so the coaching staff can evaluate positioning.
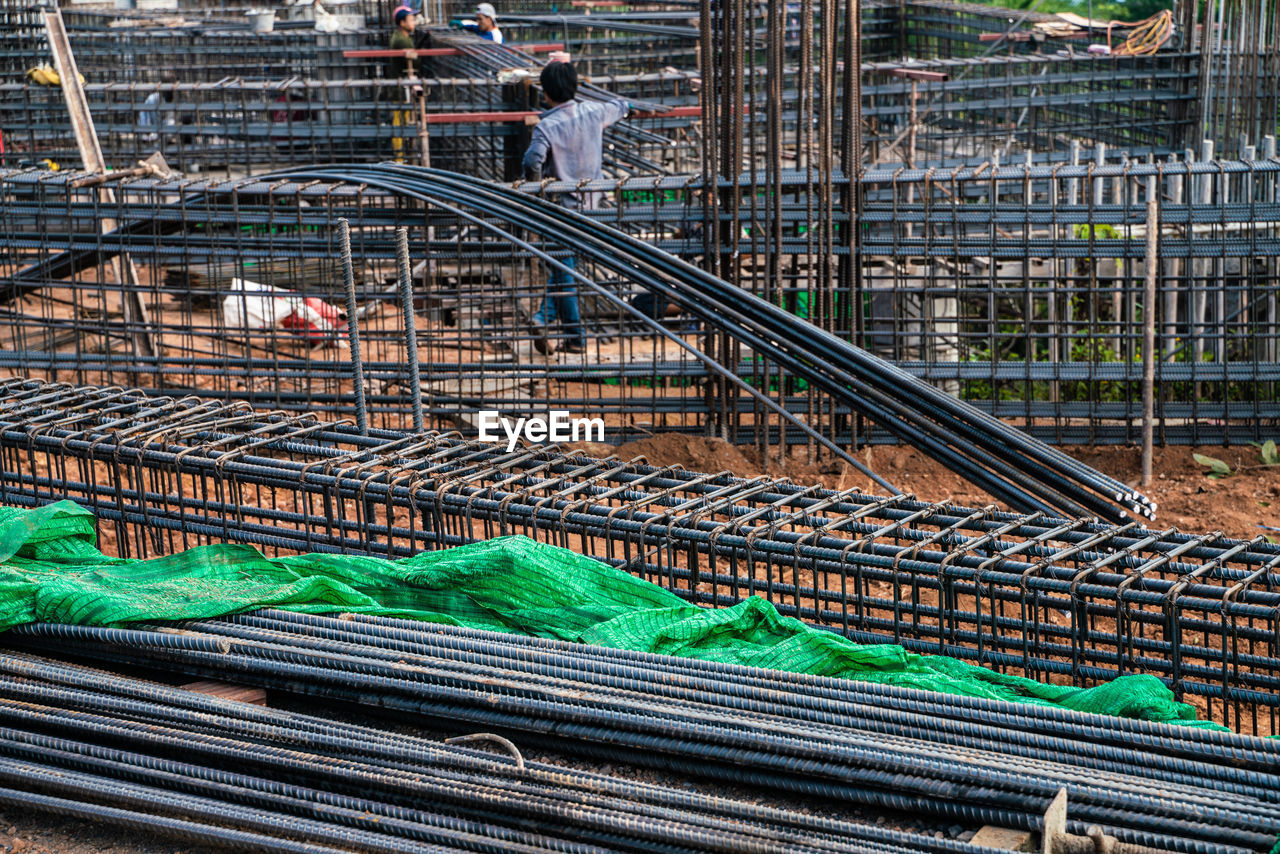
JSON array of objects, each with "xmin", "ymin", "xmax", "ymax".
[
  {"xmin": 396, "ymin": 227, "xmax": 424, "ymax": 432},
  {"xmin": 1142, "ymin": 174, "xmax": 1158, "ymax": 487},
  {"xmin": 338, "ymin": 218, "xmax": 368, "ymax": 437}
]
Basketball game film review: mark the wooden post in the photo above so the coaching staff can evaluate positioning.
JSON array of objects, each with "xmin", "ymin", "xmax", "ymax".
[
  {"xmin": 44, "ymin": 8, "xmax": 157, "ymax": 363},
  {"xmin": 1192, "ymin": 140, "xmax": 1211, "ymax": 369}
]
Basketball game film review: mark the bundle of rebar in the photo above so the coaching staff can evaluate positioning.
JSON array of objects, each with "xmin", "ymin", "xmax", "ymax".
[
  {"xmin": 266, "ymin": 163, "xmax": 1155, "ymax": 522},
  {"xmin": 0, "ymin": 650, "xmax": 991, "ymax": 854},
  {"xmin": 5, "ymin": 616, "xmax": 1277, "ymax": 854}
]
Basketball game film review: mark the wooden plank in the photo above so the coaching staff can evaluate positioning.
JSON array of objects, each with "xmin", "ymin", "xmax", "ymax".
[
  {"xmin": 969, "ymin": 826, "xmax": 1034, "ymax": 851},
  {"xmin": 44, "ymin": 8, "xmax": 158, "ymax": 363},
  {"xmin": 418, "ymin": 105, "xmax": 702, "ymax": 124},
  {"xmin": 887, "ymin": 68, "xmax": 949, "ymax": 82}
]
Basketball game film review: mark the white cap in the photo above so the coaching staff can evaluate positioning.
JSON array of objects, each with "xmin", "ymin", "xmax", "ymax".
[{"xmin": 475, "ymin": 2, "xmax": 496, "ymax": 19}]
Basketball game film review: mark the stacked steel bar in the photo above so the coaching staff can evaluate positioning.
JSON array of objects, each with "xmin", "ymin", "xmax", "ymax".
[
  {"xmin": 5, "ymin": 616, "xmax": 1278, "ymax": 854},
  {"xmin": 0, "ymin": 651, "xmax": 984, "ymax": 854},
  {"xmin": 0, "ymin": 379, "xmax": 1276, "ymax": 735}
]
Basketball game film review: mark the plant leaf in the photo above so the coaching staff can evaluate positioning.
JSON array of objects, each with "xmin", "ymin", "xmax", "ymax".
[
  {"xmin": 1193, "ymin": 453, "xmax": 1231, "ymax": 476},
  {"xmin": 1264, "ymin": 440, "xmax": 1278, "ymax": 465}
]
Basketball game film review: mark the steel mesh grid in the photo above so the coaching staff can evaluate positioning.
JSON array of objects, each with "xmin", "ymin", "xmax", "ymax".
[{"xmin": 0, "ymin": 377, "xmax": 1275, "ymax": 735}]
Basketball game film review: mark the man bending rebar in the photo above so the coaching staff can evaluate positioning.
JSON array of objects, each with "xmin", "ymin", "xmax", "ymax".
[
  {"xmin": 522, "ymin": 61, "xmax": 628, "ymax": 355},
  {"xmin": 457, "ymin": 3, "xmax": 504, "ymax": 43}
]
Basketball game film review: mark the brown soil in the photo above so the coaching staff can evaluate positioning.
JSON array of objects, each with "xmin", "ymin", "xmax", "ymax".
[
  {"xmin": 615, "ymin": 433, "xmax": 757, "ymax": 475},
  {"xmin": 575, "ymin": 436, "xmax": 1280, "ymax": 541}
]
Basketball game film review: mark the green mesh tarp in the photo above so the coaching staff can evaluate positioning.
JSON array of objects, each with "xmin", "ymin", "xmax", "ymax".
[{"xmin": 0, "ymin": 500, "xmax": 1225, "ymax": 730}]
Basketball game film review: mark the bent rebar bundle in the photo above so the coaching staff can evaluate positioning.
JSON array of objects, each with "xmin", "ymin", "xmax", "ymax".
[
  {"xmin": 5, "ymin": 616, "xmax": 1278, "ymax": 854},
  {"xmin": 6, "ymin": 157, "xmax": 1280, "ymax": 446},
  {"xmin": 2, "ymin": 162, "xmax": 1153, "ymax": 521},
  {"xmin": 266, "ymin": 163, "xmax": 1155, "ymax": 522},
  {"xmin": 0, "ymin": 379, "xmax": 1276, "ymax": 735}
]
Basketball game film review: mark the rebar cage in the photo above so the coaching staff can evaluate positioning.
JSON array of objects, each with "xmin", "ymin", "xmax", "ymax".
[
  {"xmin": 3, "ymin": 158, "xmax": 1280, "ymax": 445},
  {"xmin": 0, "ymin": 378, "xmax": 1275, "ymax": 735}
]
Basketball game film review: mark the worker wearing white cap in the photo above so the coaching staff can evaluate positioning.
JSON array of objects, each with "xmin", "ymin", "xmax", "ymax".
[{"xmin": 458, "ymin": 2, "xmax": 503, "ymax": 42}]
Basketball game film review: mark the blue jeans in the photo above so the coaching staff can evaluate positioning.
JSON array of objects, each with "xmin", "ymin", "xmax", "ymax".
[{"xmin": 531, "ymin": 256, "xmax": 584, "ymax": 345}]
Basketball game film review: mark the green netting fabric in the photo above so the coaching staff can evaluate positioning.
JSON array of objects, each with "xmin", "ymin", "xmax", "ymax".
[{"xmin": 0, "ymin": 500, "xmax": 1226, "ymax": 730}]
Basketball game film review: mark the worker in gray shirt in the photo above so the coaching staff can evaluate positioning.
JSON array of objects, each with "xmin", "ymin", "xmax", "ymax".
[{"xmin": 522, "ymin": 61, "xmax": 628, "ymax": 354}]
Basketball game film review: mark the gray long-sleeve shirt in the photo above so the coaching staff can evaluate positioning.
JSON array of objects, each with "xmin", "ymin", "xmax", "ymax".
[{"xmin": 521, "ymin": 98, "xmax": 628, "ymax": 210}]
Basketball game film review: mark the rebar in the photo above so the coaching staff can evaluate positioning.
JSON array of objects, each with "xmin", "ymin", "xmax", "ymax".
[
  {"xmin": 0, "ymin": 650, "xmax": 972, "ymax": 854},
  {"xmin": 3, "ymin": 619, "xmax": 1275, "ymax": 853},
  {"xmin": 0, "ymin": 378, "xmax": 1277, "ymax": 735}
]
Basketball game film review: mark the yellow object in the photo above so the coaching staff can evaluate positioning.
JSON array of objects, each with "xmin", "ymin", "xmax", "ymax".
[
  {"xmin": 1109, "ymin": 10, "xmax": 1174, "ymax": 56},
  {"xmin": 25, "ymin": 64, "xmax": 86, "ymax": 87},
  {"xmin": 392, "ymin": 108, "xmax": 406, "ymax": 163},
  {"xmin": 39, "ymin": 159, "xmax": 60, "ymax": 172}
]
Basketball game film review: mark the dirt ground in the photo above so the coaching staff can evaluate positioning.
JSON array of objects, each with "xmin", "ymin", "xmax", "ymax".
[
  {"xmin": 0, "ymin": 812, "xmax": 220, "ymax": 854},
  {"xmin": 565, "ymin": 435, "xmax": 1280, "ymax": 541}
]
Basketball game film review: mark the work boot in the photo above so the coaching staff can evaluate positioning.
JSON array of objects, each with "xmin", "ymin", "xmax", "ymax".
[{"xmin": 533, "ymin": 332, "xmax": 556, "ymax": 355}]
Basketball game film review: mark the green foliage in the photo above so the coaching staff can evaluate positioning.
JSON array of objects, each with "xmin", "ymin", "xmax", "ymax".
[
  {"xmin": 1251, "ymin": 439, "xmax": 1280, "ymax": 467},
  {"xmin": 1072, "ymin": 223, "xmax": 1118, "ymax": 240},
  {"xmin": 1192, "ymin": 442, "xmax": 1280, "ymax": 480},
  {"xmin": 966, "ymin": 0, "xmax": 1171, "ymax": 22},
  {"xmin": 1063, "ymin": 332, "xmax": 1132, "ymax": 403},
  {"xmin": 1193, "ymin": 452, "xmax": 1232, "ymax": 479}
]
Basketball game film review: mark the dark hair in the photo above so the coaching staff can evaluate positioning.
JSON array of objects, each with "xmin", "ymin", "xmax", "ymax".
[{"xmin": 540, "ymin": 61, "xmax": 577, "ymax": 104}]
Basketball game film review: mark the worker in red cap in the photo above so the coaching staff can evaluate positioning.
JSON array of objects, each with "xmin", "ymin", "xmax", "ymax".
[
  {"xmin": 387, "ymin": 5, "xmax": 420, "ymax": 162},
  {"xmin": 388, "ymin": 5, "xmax": 419, "ymax": 78}
]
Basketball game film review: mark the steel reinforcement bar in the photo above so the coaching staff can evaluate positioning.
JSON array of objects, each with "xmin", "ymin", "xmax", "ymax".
[
  {"xmin": 269, "ymin": 163, "xmax": 1154, "ymax": 520},
  {"xmin": 0, "ymin": 650, "xmax": 987, "ymax": 854},
  {"xmin": 0, "ymin": 162, "xmax": 1153, "ymax": 519},
  {"xmin": 0, "ymin": 379, "xmax": 1276, "ymax": 735},
  {"xmin": 4, "ymin": 618, "xmax": 1277, "ymax": 853},
  {"xmin": 5, "ymin": 156, "xmax": 1280, "ymax": 447}
]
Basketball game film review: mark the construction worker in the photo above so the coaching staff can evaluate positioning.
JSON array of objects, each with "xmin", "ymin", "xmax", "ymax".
[
  {"xmin": 388, "ymin": 5, "xmax": 418, "ymax": 78},
  {"xmin": 387, "ymin": 5, "xmax": 420, "ymax": 162},
  {"xmin": 459, "ymin": 3, "xmax": 503, "ymax": 43},
  {"xmin": 522, "ymin": 61, "xmax": 628, "ymax": 355}
]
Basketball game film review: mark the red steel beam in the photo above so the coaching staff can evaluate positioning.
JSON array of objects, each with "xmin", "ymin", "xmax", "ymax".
[
  {"xmin": 344, "ymin": 43, "xmax": 565, "ymax": 58},
  {"xmin": 421, "ymin": 110, "xmax": 540, "ymax": 124},
  {"xmin": 419, "ymin": 104, "xmax": 705, "ymax": 123},
  {"xmin": 886, "ymin": 68, "xmax": 949, "ymax": 82}
]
